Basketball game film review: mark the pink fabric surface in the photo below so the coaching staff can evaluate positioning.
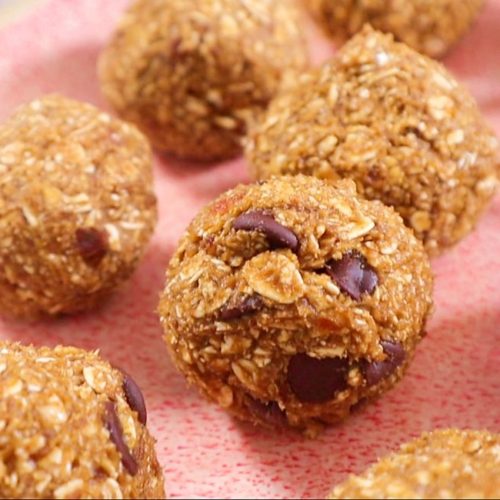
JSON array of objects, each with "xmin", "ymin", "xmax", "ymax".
[{"xmin": 0, "ymin": 1, "xmax": 499, "ymax": 498}]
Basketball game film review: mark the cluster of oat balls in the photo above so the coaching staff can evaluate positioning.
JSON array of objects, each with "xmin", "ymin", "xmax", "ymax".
[{"xmin": 0, "ymin": 0, "xmax": 498, "ymax": 498}]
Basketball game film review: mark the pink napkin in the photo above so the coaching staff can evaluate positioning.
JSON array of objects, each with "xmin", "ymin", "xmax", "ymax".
[{"xmin": 0, "ymin": 1, "xmax": 499, "ymax": 498}]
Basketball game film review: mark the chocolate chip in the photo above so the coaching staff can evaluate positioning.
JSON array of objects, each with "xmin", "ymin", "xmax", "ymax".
[
  {"xmin": 232, "ymin": 210, "xmax": 299, "ymax": 253},
  {"xmin": 104, "ymin": 401, "xmax": 138, "ymax": 475},
  {"xmin": 246, "ymin": 397, "xmax": 287, "ymax": 427},
  {"xmin": 219, "ymin": 294, "xmax": 264, "ymax": 321},
  {"xmin": 361, "ymin": 340, "xmax": 406, "ymax": 387},
  {"xmin": 325, "ymin": 251, "xmax": 378, "ymax": 300},
  {"xmin": 75, "ymin": 227, "xmax": 109, "ymax": 267},
  {"xmin": 287, "ymin": 353, "xmax": 349, "ymax": 403},
  {"xmin": 122, "ymin": 372, "xmax": 147, "ymax": 425}
]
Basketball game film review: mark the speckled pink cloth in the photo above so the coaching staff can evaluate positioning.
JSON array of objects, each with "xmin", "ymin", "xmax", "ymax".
[{"xmin": 0, "ymin": 1, "xmax": 499, "ymax": 498}]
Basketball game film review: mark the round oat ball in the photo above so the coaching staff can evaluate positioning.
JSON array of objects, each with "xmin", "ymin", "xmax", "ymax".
[
  {"xmin": 98, "ymin": 0, "xmax": 309, "ymax": 162},
  {"xmin": 329, "ymin": 429, "xmax": 500, "ymax": 499},
  {"xmin": 0, "ymin": 342, "xmax": 165, "ymax": 499},
  {"xmin": 246, "ymin": 27, "xmax": 499, "ymax": 256},
  {"xmin": 0, "ymin": 95, "xmax": 157, "ymax": 318},
  {"xmin": 158, "ymin": 176, "xmax": 433, "ymax": 436},
  {"xmin": 306, "ymin": 0, "xmax": 485, "ymax": 58}
]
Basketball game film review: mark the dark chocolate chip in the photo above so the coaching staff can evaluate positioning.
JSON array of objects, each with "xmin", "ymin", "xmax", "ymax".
[
  {"xmin": 122, "ymin": 372, "xmax": 147, "ymax": 425},
  {"xmin": 219, "ymin": 295, "xmax": 264, "ymax": 321},
  {"xmin": 246, "ymin": 397, "xmax": 287, "ymax": 427},
  {"xmin": 75, "ymin": 227, "xmax": 109, "ymax": 267},
  {"xmin": 232, "ymin": 210, "xmax": 299, "ymax": 253},
  {"xmin": 104, "ymin": 401, "xmax": 138, "ymax": 476},
  {"xmin": 325, "ymin": 251, "xmax": 378, "ymax": 301},
  {"xmin": 287, "ymin": 353, "xmax": 349, "ymax": 403},
  {"xmin": 361, "ymin": 340, "xmax": 406, "ymax": 387}
]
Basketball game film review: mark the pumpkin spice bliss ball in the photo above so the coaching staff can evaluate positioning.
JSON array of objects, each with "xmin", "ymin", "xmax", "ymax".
[
  {"xmin": 246, "ymin": 27, "xmax": 499, "ymax": 256},
  {"xmin": 0, "ymin": 95, "xmax": 157, "ymax": 318},
  {"xmin": 329, "ymin": 429, "xmax": 500, "ymax": 499},
  {"xmin": 99, "ymin": 0, "xmax": 309, "ymax": 162},
  {"xmin": 158, "ymin": 176, "xmax": 433, "ymax": 436},
  {"xmin": 306, "ymin": 0, "xmax": 485, "ymax": 58},
  {"xmin": 0, "ymin": 342, "xmax": 165, "ymax": 499}
]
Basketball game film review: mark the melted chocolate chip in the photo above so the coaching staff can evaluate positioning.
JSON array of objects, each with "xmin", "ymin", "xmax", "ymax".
[
  {"xmin": 104, "ymin": 401, "xmax": 138, "ymax": 475},
  {"xmin": 219, "ymin": 295, "xmax": 264, "ymax": 321},
  {"xmin": 361, "ymin": 340, "xmax": 406, "ymax": 387},
  {"xmin": 232, "ymin": 210, "xmax": 299, "ymax": 253},
  {"xmin": 75, "ymin": 227, "xmax": 109, "ymax": 267},
  {"xmin": 246, "ymin": 398, "xmax": 287, "ymax": 427},
  {"xmin": 325, "ymin": 251, "xmax": 378, "ymax": 300},
  {"xmin": 122, "ymin": 372, "xmax": 147, "ymax": 425},
  {"xmin": 287, "ymin": 353, "xmax": 349, "ymax": 403}
]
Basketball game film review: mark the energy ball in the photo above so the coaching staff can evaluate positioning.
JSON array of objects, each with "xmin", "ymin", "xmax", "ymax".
[
  {"xmin": 306, "ymin": 0, "xmax": 485, "ymax": 58},
  {"xmin": 98, "ymin": 0, "xmax": 309, "ymax": 162},
  {"xmin": 158, "ymin": 176, "xmax": 433, "ymax": 436},
  {"xmin": 0, "ymin": 342, "xmax": 165, "ymax": 499},
  {"xmin": 246, "ymin": 27, "xmax": 499, "ymax": 256},
  {"xmin": 329, "ymin": 429, "xmax": 500, "ymax": 499},
  {"xmin": 0, "ymin": 95, "xmax": 157, "ymax": 318}
]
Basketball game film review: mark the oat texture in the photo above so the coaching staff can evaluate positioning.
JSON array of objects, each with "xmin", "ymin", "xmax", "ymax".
[
  {"xmin": 158, "ymin": 176, "xmax": 433, "ymax": 436},
  {"xmin": 0, "ymin": 95, "xmax": 157, "ymax": 318},
  {"xmin": 0, "ymin": 342, "xmax": 165, "ymax": 499},
  {"xmin": 246, "ymin": 27, "xmax": 499, "ymax": 256},
  {"xmin": 306, "ymin": 0, "xmax": 485, "ymax": 58},
  {"xmin": 329, "ymin": 429, "xmax": 500, "ymax": 499},
  {"xmin": 98, "ymin": 0, "xmax": 309, "ymax": 162}
]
